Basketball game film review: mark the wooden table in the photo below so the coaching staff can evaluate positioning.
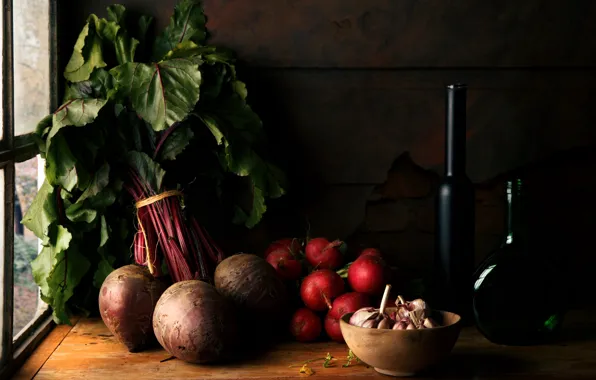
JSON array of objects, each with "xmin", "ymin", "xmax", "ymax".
[{"xmin": 14, "ymin": 311, "xmax": 596, "ymax": 379}]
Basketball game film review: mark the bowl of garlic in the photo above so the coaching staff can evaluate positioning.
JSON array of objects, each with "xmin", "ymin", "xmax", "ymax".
[{"xmin": 339, "ymin": 285, "xmax": 461, "ymax": 377}]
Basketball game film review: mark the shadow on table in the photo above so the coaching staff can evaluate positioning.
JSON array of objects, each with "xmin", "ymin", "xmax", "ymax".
[{"xmin": 419, "ymin": 351, "xmax": 531, "ymax": 379}]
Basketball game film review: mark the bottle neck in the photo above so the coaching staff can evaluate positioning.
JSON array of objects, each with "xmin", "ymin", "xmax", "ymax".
[
  {"xmin": 445, "ymin": 84, "xmax": 467, "ymax": 176},
  {"xmin": 506, "ymin": 179, "xmax": 528, "ymax": 246}
]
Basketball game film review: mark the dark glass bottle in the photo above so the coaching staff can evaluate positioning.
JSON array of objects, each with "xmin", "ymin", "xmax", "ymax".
[
  {"xmin": 472, "ymin": 179, "xmax": 565, "ymax": 345},
  {"xmin": 434, "ymin": 83, "xmax": 475, "ymax": 323}
]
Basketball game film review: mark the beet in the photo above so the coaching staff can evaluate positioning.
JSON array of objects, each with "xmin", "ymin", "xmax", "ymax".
[
  {"xmin": 153, "ymin": 280, "xmax": 236, "ymax": 363},
  {"xmin": 98, "ymin": 265, "xmax": 169, "ymax": 352},
  {"xmin": 215, "ymin": 254, "xmax": 288, "ymax": 327},
  {"xmin": 324, "ymin": 313, "xmax": 343, "ymax": 342},
  {"xmin": 328, "ymin": 292, "xmax": 371, "ymax": 320},
  {"xmin": 305, "ymin": 237, "xmax": 343, "ymax": 270},
  {"xmin": 347, "ymin": 255, "xmax": 386, "ymax": 295},
  {"xmin": 290, "ymin": 308, "xmax": 322, "ymax": 342},
  {"xmin": 264, "ymin": 238, "xmax": 302, "ymax": 260},
  {"xmin": 266, "ymin": 249, "xmax": 302, "ymax": 280},
  {"xmin": 358, "ymin": 248, "xmax": 382, "ymax": 260},
  {"xmin": 300, "ymin": 269, "xmax": 345, "ymax": 311}
]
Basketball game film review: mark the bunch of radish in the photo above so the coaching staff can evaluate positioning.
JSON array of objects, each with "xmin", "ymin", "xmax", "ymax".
[{"xmin": 264, "ymin": 237, "xmax": 389, "ymax": 343}]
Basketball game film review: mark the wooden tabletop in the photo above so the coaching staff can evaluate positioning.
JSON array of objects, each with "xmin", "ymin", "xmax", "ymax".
[{"xmin": 13, "ymin": 311, "xmax": 596, "ymax": 380}]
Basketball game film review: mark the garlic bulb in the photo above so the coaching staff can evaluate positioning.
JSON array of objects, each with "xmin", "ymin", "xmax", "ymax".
[
  {"xmin": 349, "ymin": 307, "xmax": 377, "ymax": 326},
  {"xmin": 361, "ymin": 318, "xmax": 379, "ymax": 329}
]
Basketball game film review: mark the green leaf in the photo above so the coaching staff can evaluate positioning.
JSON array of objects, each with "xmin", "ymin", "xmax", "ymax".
[
  {"xmin": 51, "ymin": 98, "xmax": 108, "ymax": 137},
  {"xmin": 158, "ymin": 126, "xmax": 194, "ymax": 161},
  {"xmin": 153, "ymin": 0, "xmax": 206, "ymax": 60},
  {"xmin": 233, "ymin": 184, "xmax": 266, "ymax": 229},
  {"xmin": 45, "ymin": 134, "xmax": 79, "ymax": 192},
  {"xmin": 138, "ymin": 15, "xmax": 154, "ymax": 44},
  {"xmin": 31, "ymin": 225, "xmax": 86, "ymax": 325},
  {"xmin": 22, "ymin": 181, "xmax": 57, "ymax": 241},
  {"xmin": 64, "ymin": 20, "xmax": 107, "ymax": 82},
  {"xmin": 34, "ymin": 114, "xmax": 53, "ymax": 155},
  {"xmin": 64, "ymin": 69, "xmax": 114, "ymax": 101},
  {"xmin": 100, "ymin": 215, "xmax": 110, "ymax": 247},
  {"xmin": 49, "ymin": 246, "xmax": 90, "ymax": 324},
  {"xmin": 65, "ymin": 202, "xmax": 97, "ymax": 223},
  {"xmin": 78, "ymin": 163, "xmax": 110, "ymax": 203},
  {"xmin": 110, "ymin": 59, "xmax": 201, "ymax": 131},
  {"xmin": 106, "ymin": 4, "xmax": 126, "ymax": 24},
  {"xmin": 31, "ymin": 246, "xmax": 53, "ymax": 302},
  {"xmin": 93, "ymin": 258, "xmax": 114, "ymax": 288},
  {"xmin": 91, "ymin": 15, "xmax": 120, "ymax": 43},
  {"xmin": 114, "ymin": 32, "xmax": 139, "ymax": 64},
  {"xmin": 163, "ymin": 41, "xmax": 206, "ymax": 65},
  {"xmin": 232, "ymin": 80, "xmax": 248, "ymax": 100},
  {"xmin": 126, "ymin": 151, "xmax": 166, "ymax": 191},
  {"xmin": 197, "ymin": 113, "xmax": 224, "ymax": 145}
]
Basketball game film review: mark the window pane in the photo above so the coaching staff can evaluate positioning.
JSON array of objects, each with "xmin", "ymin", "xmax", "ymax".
[
  {"xmin": 0, "ymin": 3, "xmax": 3, "ymax": 140},
  {"xmin": 14, "ymin": 0, "xmax": 50, "ymax": 136},
  {"xmin": 0, "ymin": 169, "xmax": 5, "ymax": 359},
  {"xmin": 13, "ymin": 157, "xmax": 43, "ymax": 337}
]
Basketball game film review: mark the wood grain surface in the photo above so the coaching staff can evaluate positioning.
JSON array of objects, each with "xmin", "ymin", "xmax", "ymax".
[{"xmin": 22, "ymin": 311, "xmax": 596, "ymax": 380}]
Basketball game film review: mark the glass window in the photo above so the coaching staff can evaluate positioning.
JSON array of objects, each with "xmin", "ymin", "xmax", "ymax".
[
  {"xmin": 13, "ymin": 157, "xmax": 44, "ymax": 338},
  {"xmin": 14, "ymin": 0, "xmax": 51, "ymax": 136}
]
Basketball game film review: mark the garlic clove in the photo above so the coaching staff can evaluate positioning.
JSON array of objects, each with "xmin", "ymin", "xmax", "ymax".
[
  {"xmin": 406, "ymin": 323, "xmax": 417, "ymax": 330},
  {"xmin": 377, "ymin": 316, "xmax": 394, "ymax": 329},
  {"xmin": 409, "ymin": 298, "xmax": 430, "ymax": 319},
  {"xmin": 394, "ymin": 321, "xmax": 408, "ymax": 330},
  {"xmin": 349, "ymin": 307, "xmax": 378, "ymax": 326},
  {"xmin": 423, "ymin": 317, "xmax": 438, "ymax": 329},
  {"xmin": 362, "ymin": 318, "xmax": 379, "ymax": 329}
]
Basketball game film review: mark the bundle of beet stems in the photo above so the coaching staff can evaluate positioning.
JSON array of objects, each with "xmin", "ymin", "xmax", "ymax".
[{"xmin": 127, "ymin": 167, "xmax": 224, "ymax": 283}]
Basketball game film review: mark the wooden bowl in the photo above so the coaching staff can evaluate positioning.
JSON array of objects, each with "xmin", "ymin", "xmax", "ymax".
[{"xmin": 339, "ymin": 308, "xmax": 462, "ymax": 377}]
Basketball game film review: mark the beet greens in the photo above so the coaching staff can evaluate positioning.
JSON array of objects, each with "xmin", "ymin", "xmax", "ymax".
[{"xmin": 22, "ymin": 0, "xmax": 285, "ymax": 324}]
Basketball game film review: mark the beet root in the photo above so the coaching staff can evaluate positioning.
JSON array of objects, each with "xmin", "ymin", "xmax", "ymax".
[
  {"xmin": 266, "ymin": 249, "xmax": 302, "ymax": 280},
  {"xmin": 290, "ymin": 308, "xmax": 322, "ymax": 342},
  {"xmin": 300, "ymin": 269, "xmax": 345, "ymax": 311},
  {"xmin": 358, "ymin": 248, "xmax": 382, "ymax": 260},
  {"xmin": 347, "ymin": 255, "xmax": 386, "ymax": 295},
  {"xmin": 264, "ymin": 238, "xmax": 302, "ymax": 260},
  {"xmin": 305, "ymin": 237, "xmax": 343, "ymax": 270},
  {"xmin": 98, "ymin": 265, "xmax": 169, "ymax": 352},
  {"xmin": 324, "ymin": 313, "xmax": 344, "ymax": 342},
  {"xmin": 153, "ymin": 280, "xmax": 237, "ymax": 364},
  {"xmin": 328, "ymin": 292, "xmax": 371, "ymax": 320}
]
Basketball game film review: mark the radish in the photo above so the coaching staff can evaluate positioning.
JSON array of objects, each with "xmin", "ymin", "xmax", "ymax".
[
  {"xmin": 325, "ymin": 292, "xmax": 371, "ymax": 342},
  {"xmin": 264, "ymin": 238, "xmax": 301, "ymax": 260},
  {"xmin": 328, "ymin": 292, "xmax": 371, "ymax": 320},
  {"xmin": 300, "ymin": 269, "xmax": 345, "ymax": 311},
  {"xmin": 347, "ymin": 255, "xmax": 386, "ymax": 295},
  {"xmin": 290, "ymin": 308, "xmax": 322, "ymax": 342},
  {"xmin": 358, "ymin": 248, "xmax": 382, "ymax": 260},
  {"xmin": 324, "ymin": 313, "xmax": 343, "ymax": 342},
  {"xmin": 305, "ymin": 237, "xmax": 343, "ymax": 270},
  {"xmin": 266, "ymin": 249, "xmax": 302, "ymax": 280}
]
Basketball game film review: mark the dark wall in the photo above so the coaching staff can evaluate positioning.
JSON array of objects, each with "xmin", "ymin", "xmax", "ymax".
[{"xmin": 60, "ymin": 1, "xmax": 596, "ymax": 303}]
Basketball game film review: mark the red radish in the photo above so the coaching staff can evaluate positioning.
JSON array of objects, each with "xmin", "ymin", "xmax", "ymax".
[
  {"xmin": 324, "ymin": 313, "xmax": 344, "ymax": 342},
  {"xmin": 305, "ymin": 238, "xmax": 343, "ymax": 270},
  {"xmin": 328, "ymin": 292, "xmax": 371, "ymax": 320},
  {"xmin": 300, "ymin": 269, "xmax": 345, "ymax": 311},
  {"xmin": 266, "ymin": 249, "xmax": 302, "ymax": 280},
  {"xmin": 347, "ymin": 255, "xmax": 386, "ymax": 295},
  {"xmin": 290, "ymin": 308, "xmax": 322, "ymax": 342},
  {"xmin": 264, "ymin": 238, "xmax": 301, "ymax": 260},
  {"xmin": 358, "ymin": 248, "xmax": 382, "ymax": 260}
]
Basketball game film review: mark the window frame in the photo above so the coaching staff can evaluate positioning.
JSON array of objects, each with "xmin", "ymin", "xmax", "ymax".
[{"xmin": 0, "ymin": 0, "xmax": 58, "ymax": 377}]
